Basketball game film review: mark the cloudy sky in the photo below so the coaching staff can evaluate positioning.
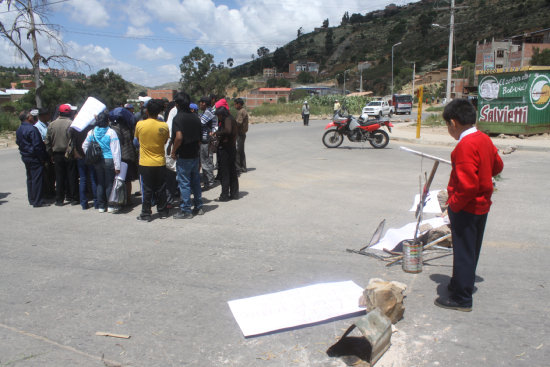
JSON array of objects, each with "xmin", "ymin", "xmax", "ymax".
[{"xmin": 1, "ymin": 0, "xmax": 417, "ymax": 87}]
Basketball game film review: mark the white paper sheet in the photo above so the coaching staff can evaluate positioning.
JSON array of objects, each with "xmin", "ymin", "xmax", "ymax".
[
  {"xmin": 70, "ymin": 97, "xmax": 106, "ymax": 132},
  {"xmin": 228, "ymin": 281, "xmax": 365, "ymax": 337},
  {"xmin": 116, "ymin": 161, "xmax": 128, "ymax": 181},
  {"xmin": 409, "ymin": 190, "xmax": 442, "ymax": 214},
  {"xmin": 370, "ymin": 217, "xmax": 449, "ymax": 251}
]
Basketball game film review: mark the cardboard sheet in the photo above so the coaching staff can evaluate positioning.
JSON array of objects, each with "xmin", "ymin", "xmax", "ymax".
[
  {"xmin": 409, "ymin": 190, "xmax": 442, "ymax": 214},
  {"xmin": 70, "ymin": 97, "xmax": 106, "ymax": 132},
  {"xmin": 228, "ymin": 281, "xmax": 365, "ymax": 337},
  {"xmin": 370, "ymin": 217, "xmax": 449, "ymax": 251}
]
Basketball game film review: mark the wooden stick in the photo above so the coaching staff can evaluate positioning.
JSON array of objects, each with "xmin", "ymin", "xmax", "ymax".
[
  {"xmin": 400, "ymin": 146, "xmax": 451, "ymax": 165},
  {"xmin": 383, "ymin": 248, "xmax": 402, "ymax": 256},
  {"xmin": 95, "ymin": 332, "xmax": 131, "ymax": 339}
]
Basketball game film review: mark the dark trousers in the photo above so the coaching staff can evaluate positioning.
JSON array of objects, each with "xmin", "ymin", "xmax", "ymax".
[
  {"xmin": 448, "ymin": 208, "xmax": 488, "ymax": 306},
  {"xmin": 93, "ymin": 158, "xmax": 115, "ymax": 210},
  {"xmin": 43, "ymin": 160, "xmax": 56, "ymax": 198},
  {"xmin": 139, "ymin": 165, "xmax": 167, "ymax": 216},
  {"xmin": 236, "ymin": 134, "xmax": 247, "ymax": 172},
  {"xmin": 218, "ymin": 146, "xmax": 239, "ymax": 199},
  {"xmin": 303, "ymin": 114, "xmax": 309, "ymax": 125},
  {"xmin": 52, "ymin": 152, "xmax": 77, "ymax": 204},
  {"xmin": 165, "ymin": 167, "xmax": 178, "ymax": 205},
  {"xmin": 23, "ymin": 158, "xmax": 44, "ymax": 207}
]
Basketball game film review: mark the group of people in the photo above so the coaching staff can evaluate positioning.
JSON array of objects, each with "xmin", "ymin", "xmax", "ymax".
[{"xmin": 15, "ymin": 91, "xmax": 250, "ymax": 222}]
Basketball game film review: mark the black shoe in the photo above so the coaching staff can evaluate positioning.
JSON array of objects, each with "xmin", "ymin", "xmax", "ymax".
[
  {"xmin": 159, "ymin": 210, "xmax": 170, "ymax": 219},
  {"xmin": 33, "ymin": 202, "xmax": 51, "ymax": 208},
  {"xmin": 134, "ymin": 191, "xmax": 141, "ymax": 197},
  {"xmin": 215, "ymin": 196, "xmax": 231, "ymax": 202},
  {"xmin": 230, "ymin": 194, "xmax": 239, "ymax": 200},
  {"xmin": 55, "ymin": 201, "xmax": 64, "ymax": 207},
  {"xmin": 192, "ymin": 207, "xmax": 205, "ymax": 216},
  {"xmin": 70, "ymin": 200, "xmax": 79, "ymax": 206},
  {"xmin": 202, "ymin": 184, "xmax": 211, "ymax": 192},
  {"xmin": 136, "ymin": 215, "xmax": 152, "ymax": 222},
  {"xmin": 173, "ymin": 211, "xmax": 193, "ymax": 219},
  {"xmin": 434, "ymin": 297, "xmax": 472, "ymax": 312}
]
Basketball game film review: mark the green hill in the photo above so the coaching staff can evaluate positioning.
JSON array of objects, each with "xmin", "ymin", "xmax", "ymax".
[{"xmin": 230, "ymin": 0, "xmax": 550, "ymax": 95}]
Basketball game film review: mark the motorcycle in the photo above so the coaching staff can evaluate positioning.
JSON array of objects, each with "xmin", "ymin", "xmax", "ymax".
[{"xmin": 322, "ymin": 113, "xmax": 393, "ymax": 149}]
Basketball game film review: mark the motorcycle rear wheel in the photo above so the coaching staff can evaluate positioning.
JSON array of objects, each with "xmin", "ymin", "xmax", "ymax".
[
  {"xmin": 322, "ymin": 129, "xmax": 344, "ymax": 148},
  {"xmin": 369, "ymin": 129, "xmax": 389, "ymax": 149}
]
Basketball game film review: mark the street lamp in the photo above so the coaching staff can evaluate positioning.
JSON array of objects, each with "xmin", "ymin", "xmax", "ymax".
[
  {"xmin": 432, "ymin": 0, "xmax": 455, "ymax": 102},
  {"xmin": 391, "ymin": 42, "xmax": 402, "ymax": 96}
]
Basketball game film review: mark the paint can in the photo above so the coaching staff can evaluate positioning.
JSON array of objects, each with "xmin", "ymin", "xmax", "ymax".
[{"xmin": 402, "ymin": 239, "xmax": 423, "ymax": 273}]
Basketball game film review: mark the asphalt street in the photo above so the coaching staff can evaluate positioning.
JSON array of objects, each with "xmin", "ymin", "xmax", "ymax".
[{"xmin": 1, "ymin": 119, "xmax": 548, "ymax": 366}]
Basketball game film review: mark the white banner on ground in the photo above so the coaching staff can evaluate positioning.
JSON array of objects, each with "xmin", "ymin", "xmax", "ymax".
[
  {"xmin": 370, "ymin": 217, "xmax": 449, "ymax": 251},
  {"xmin": 409, "ymin": 190, "xmax": 443, "ymax": 214},
  {"xmin": 70, "ymin": 97, "xmax": 106, "ymax": 132},
  {"xmin": 228, "ymin": 281, "xmax": 365, "ymax": 337}
]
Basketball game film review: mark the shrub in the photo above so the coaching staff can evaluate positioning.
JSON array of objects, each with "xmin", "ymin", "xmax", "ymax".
[{"xmin": 0, "ymin": 111, "xmax": 20, "ymax": 132}]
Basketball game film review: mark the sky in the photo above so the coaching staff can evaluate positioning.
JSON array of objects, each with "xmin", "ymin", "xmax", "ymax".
[{"xmin": 0, "ymin": 0, "xmax": 417, "ymax": 87}]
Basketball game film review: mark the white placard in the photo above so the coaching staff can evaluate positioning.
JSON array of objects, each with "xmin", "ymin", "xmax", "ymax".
[
  {"xmin": 370, "ymin": 217, "xmax": 449, "ymax": 251},
  {"xmin": 70, "ymin": 97, "xmax": 106, "ymax": 132},
  {"xmin": 409, "ymin": 190, "xmax": 442, "ymax": 214},
  {"xmin": 228, "ymin": 281, "xmax": 365, "ymax": 337},
  {"xmin": 116, "ymin": 161, "xmax": 128, "ymax": 181}
]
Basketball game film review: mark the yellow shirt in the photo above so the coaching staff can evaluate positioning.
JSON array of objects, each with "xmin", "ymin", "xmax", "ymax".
[{"xmin": 135, "ymin": 118, "xmax": 169, "ymax": 166}]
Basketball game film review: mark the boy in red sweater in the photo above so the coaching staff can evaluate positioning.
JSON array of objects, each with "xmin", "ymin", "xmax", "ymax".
[{"xmin": 435, "ymin": 99, "xmax": 503, "ymax": 312}]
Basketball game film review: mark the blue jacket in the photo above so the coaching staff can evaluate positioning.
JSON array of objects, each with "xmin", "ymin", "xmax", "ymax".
[{"xmin": 16, "ymin": 122, "xmax": 48, "ymax": 162}]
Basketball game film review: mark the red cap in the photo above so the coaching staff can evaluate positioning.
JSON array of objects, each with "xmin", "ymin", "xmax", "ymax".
[
  {"xmin": 214, "ymin": 99, "xmax": 229, "ymax": 110},
  {"xmin": 59, "ymin": 104, "xmax": 71, "ymax": 114}
]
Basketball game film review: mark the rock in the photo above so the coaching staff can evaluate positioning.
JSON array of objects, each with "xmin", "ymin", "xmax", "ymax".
[
  {"xmin": 518, "ymin": 134, "xmax": 525, "ymax": 139},
  {"xmin": 501, "ymin": 146, "xmax": 517, "ymax": 155},
  {"xmin": 426, "ymin": 225, "xmax": 452, "ymax": 247},
  {"xmin": 437, "ymin": 190, "xmax": 448, "ymax": 212},
  {"xmin": 498, "ymin": 133, "xmax": 507, "ymax": 139},
  {"xmin": 359, "ymin": 278, "xmax": 407, "ymax": 324}
]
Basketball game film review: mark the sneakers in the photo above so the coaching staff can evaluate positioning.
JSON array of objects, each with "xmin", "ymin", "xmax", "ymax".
[
  {"xmin": 192, "ymin": 207, "xmax": 205, "ymax": 216},
  {"xmin": 215, "ymin": 196, "xmax": 231, "ymax": 202},
  {"xmin": 173, "ymin": 211, "xmax": 193, "ymax": 219},
  {"xmin": 434, "ymin": 296, "xmax": 472, "ymax": 312},
  {"xmin": 98, "ymin": 208, "xmax": 106, "ymax": 213},
  {"xmin": 107, "ymin": 207, "xmax": 119, "ymax": 213}
]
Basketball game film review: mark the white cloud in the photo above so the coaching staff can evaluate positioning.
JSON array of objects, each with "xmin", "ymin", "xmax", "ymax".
[
  {"xmin": 66, "ymin": 0, "xmax": 109, "ymax": 27},
  {"xmin": 157, "ymin": 64, "xmax": 181, "ymax": 81},
  {"xmin": 136, "ymin": 44, "xmax": 174, "ymax": 61},
  {"xmin": 126, "ymin": 26, "xmax": 153, "ymax": 37}
]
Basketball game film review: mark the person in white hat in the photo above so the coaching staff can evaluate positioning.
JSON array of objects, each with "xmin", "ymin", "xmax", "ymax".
[{"xmin": 301, "ymin": 100, "xmax": 310, "ymax": 126}]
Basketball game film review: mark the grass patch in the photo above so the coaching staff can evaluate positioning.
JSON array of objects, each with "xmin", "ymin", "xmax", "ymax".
[
  {"xmin": 421, "ymin": 113, "xmax": 445, "ymax": 127},
  {"xmin": 425, "ymin": 106, "xmax": 444, "ymax": 112},
  {"xmin": 0, "ymin": 111, "xmax": 19, "ymax": 132},
  {"xmin": 250, "ymin": 103, "xmax": 332, "ymax": 117}
]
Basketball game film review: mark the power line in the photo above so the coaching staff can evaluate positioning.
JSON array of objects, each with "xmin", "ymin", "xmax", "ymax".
[{"xmin": 0, "ymin": 0, "xmax": 71, "ymax": 14}]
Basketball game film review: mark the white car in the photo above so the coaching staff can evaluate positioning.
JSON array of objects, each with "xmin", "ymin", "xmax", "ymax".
[{"xmin": 361, "ymin": 100, "xmax": 393, "ymax": 118}]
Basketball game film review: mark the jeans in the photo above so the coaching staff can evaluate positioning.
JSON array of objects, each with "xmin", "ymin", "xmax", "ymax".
[
  {"xmin": 200, "ymin": 142, "xmax": 215, "ymax": 186},
  {"xmin": 93, "ymin": 158, "xmax": 115, "ymax": 210},
  {"xmin": 176, "ymin": 157, "xmax": 202, "ymax": 213},
  {"xmin": 77, "ymin": 158, "xmax": 97, "ymax": 208},
  {"xmin": 139, "ymin": 165, "xmax": 167, "ymax": 216}
]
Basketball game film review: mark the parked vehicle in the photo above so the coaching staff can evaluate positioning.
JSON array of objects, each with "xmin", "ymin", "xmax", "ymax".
[
  {"xmin": 391, "ymin": 94, "xmax": 413, "ymax": 114},
  {"xmin": 322, "ymin": 114, "xmax": 393, "ymax": 149},
  {"xmin": 361, "ymin": 100, "xmax": 393, "ymax": 118}
]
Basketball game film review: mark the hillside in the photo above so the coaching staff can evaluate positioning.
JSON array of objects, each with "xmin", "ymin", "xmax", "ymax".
[{"xmin": 231, "ymin": 0, "xmax": 550, "ymax": 95}]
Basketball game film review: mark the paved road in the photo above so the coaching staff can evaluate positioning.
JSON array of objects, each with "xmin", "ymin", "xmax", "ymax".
[{"xmin": 1, "ymin": 119, "xmax": 548, "ymax": 366}]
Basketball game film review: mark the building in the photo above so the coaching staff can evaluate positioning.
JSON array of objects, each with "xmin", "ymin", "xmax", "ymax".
[
  {"xmin": 147, "ymin": 89, "xmax": 177, "ymax": 101},
  {"xmin": 245, "ymin": 88, "xmax": 292, "ymax": 108},
  {"xmin": 474, "ymin": 28, "xmax": 550, "ymax": 83},
  {"xmin": 0, "ymin": 88, "xmax": 29, "ymax": 103},
  {"xmin": 288, "ymin": 61, "xmax": 319, "ymax": 78}
]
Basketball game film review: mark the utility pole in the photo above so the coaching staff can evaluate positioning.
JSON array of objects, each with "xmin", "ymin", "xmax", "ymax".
[
  {"xmin": 392, "ymin": 42, "xmax": 402, "ymax": 96},
  {"xmin": 445, "ymin": 0, "xmax": 455, "ymax": 102},
  {"xmin": 411, "ymin": 61, "xmax": 416, "ymax": 95}
]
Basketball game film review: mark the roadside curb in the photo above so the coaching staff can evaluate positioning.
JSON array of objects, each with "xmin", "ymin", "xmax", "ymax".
[{"xmin": 392, "ymin": 136, "xmax": 550, "ymax": 152}]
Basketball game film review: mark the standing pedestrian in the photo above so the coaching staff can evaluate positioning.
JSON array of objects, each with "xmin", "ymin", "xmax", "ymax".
[
  {"xmin": 198, "ymin": 96, "xmax": 217, "ymax": 190},
  {"xmin": 134, "ymin": 99, "xmax": 170, "ymax": 222},
  {"xmin": 234, "ymin": 98, "xmax": 248, "ymax": 174},
  {"xmin": 15, "ymin": 110, "xmax": 49, "ymax": 207},
  {"xmin": 434, "ymin": 99, "xmax": 503, "ymax": 312},
  {"xmin": 170, "ymin": 92, "xmax": 203, "ymax": 219},
  {"xmin": 301, "ymin": 101, "xmax": 310, "ymax": 126},
  {"xmin": 214, "ymin": 100, "xmax": 239, "ymax": 201}
]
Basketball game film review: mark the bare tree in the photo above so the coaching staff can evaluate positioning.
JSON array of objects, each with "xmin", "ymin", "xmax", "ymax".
[{"xmin": 0, "ymin": 0, "xmax": 80, "ymax": 107}]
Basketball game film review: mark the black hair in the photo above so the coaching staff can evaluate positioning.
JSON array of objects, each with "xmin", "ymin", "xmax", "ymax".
[
  {"xmin": 174, "ymin": 92, "xmax": 191, "ymax": 113},
  {"xmin": 199, "ymin": 96, "xmax": 211, "ymax": 106},
  {"xmin": 442, "ymin": 99, "xmax": 476, "ymax": 126},
  {"xmin": 96, "ymin": 111, "xmax": 109, "ymax": 127},
  {"xmin": 146, "ymin": 99, "xmax": 164, "ymax": 117},
  {"xmin": 209, "ymin": 94, "xmax": 217, "ymax": 102},
  {"xmin": 215, "ymin": 106, "xmax": 230, "ymax": 119},
  {"xmin": 234, "ymin": 98, "xmax": 244, "ymax": 105}
]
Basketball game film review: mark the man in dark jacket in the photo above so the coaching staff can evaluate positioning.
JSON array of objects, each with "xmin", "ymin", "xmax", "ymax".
[
  {"xmin": 45, "ymin": 104, "xmax": 78, "ymax": 206},
  {"xmin": 16, "ymin": 110, "xmax": 49, "ymax": 207}
]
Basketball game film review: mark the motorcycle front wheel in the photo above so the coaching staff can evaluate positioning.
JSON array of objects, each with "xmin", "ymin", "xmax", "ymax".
[
  {"xmin": 322, "ymin": 129, "xmax": 344, "ymax": 148},
  {"xmin": 369, "ymin": 129, "xmax": 389, "ymax": 149}
]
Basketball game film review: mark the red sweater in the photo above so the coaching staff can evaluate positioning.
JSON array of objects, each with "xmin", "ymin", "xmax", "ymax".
[{"xmin": 447, "ymin": 131, "xmax": 504, "ymax": 215}]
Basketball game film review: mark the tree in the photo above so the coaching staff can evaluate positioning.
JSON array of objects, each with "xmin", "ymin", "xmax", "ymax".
[
  {"xmin": 0, "ymin": 0, "xmax": 79, "ymax": 108},
  {"xmin": 325, "ymin": 28, "xmax": 334, "ymax": 56},
  {"xmin": 273, "ymin": 47, "xmax": 289, "ymax": 71},
  {"xmin": 341, "ymin": 11, "xmax": 350, "ymax": 25},
  {"xmin": 530, "ymin": 48, "xmax": 550, "ymax": 66},
  {"xmin": 203, "ymin": 68, "xmax": 230, "ymax": 99},
  {"xmin": 180, "ymin": 47, "xmax": 215, "ymax": 98},
  {"xmin": 257, "ymin": 46, "xmax": 270, "ymax": 58},
  {"xmin": 226, "ymin": 58, "xmax": 234, "ymax": 67},
  {"xmin": 297, "ymin": 71, "xmax": 314, "ymax": 84},
  {"xmin": 322, "ymin": 19, "xmax": 329, "ymax": 28},
  {"xmin": 85, "ymin": 69, "xmax": 130, "ymax": 109},
  {"xmin": 297, "ymin": 27, "xmax": 303, "ymax": 39}
]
